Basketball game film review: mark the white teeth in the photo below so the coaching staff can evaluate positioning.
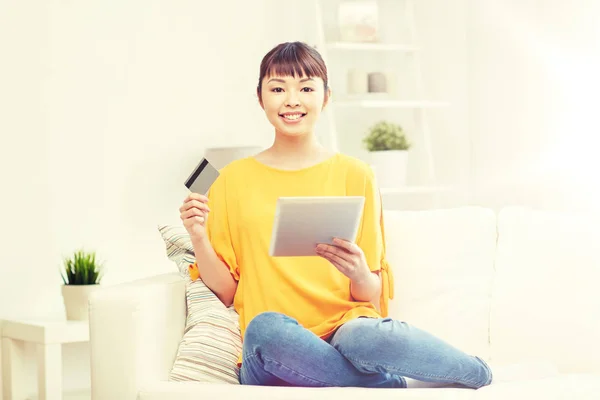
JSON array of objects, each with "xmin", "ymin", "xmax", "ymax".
[{"xmin": 283, "ymin": 114, "xmax": 302, "ymax": 120}]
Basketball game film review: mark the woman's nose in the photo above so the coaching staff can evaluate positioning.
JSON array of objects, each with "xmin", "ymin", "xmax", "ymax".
[{"xmin": 285, "ymin": 90, "xmax": 300, "ymax": 106}]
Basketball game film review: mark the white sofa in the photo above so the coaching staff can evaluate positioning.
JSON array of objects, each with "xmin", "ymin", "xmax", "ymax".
[{"xmin": 89, "ymin": 206, "xmax": 600, "ymax": 399}]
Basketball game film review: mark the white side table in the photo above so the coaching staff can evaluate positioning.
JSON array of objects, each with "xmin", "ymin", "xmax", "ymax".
[{"xmin": 1, "ymin": 319, "xmax": 89, "ymax": 400}]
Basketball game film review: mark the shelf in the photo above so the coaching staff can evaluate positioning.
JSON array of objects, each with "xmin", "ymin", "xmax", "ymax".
[
  {"xmin": 334, "ymin": 99, "xmax": 449, "ymax": 109},
  {"xmin": 380, "ymin": 186, "xmax": 458, "ymax": 195},
  {"xmin": 325, "ymin": 42, "xmax": 418, "ymax": 52}
]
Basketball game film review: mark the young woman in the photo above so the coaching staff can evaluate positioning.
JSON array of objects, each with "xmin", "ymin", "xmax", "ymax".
[{"xmin": 179, "ymin": 41, "xmax": 493, "ymax": 389}]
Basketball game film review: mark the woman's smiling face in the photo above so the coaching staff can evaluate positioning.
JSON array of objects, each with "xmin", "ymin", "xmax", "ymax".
[{"xmin": 259, "ymin": 74, "xmax": 329, "ymax": 137}]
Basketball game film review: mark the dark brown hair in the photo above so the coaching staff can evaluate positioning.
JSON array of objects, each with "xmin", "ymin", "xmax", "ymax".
[{"xmin": 257, "ymin": 41, "xmax": 329, "ymax": 101}]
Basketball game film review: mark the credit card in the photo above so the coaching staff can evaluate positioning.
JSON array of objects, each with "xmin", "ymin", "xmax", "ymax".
[{"xmin": 184, "ymin": 157, "xmax": 220, "ymax": 195}]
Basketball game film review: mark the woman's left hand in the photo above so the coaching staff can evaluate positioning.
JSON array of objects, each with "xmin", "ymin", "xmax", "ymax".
[{"xmin": 316, "ymin": 238, "xmax": 371, "ymax": 282}]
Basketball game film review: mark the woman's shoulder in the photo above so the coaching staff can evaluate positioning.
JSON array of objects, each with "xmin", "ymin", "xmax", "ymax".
[{"xmin": 335, "ymin": 153, "xmax": 376, "ymax": 179}]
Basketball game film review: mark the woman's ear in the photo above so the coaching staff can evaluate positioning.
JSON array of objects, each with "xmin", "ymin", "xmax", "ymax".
[
  {"xmin": 257, "ymin": 86, "xmax": 264, "ymax": 109},
  {"xmin": 322, "ymin": 86, "xmax": 332, "ymax": 110}
]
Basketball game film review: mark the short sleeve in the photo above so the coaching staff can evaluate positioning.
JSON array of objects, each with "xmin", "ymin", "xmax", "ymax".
[
  {"xmin": 355, "ymin": 168, "xmax": 395, "ymax": 317},
  {"xmin": 205, "ymin": 174, "xmax": 240, "ymax": 281},
  {"xmin": 356, "ymin": 169, "xmax": 383, "ymax": 273}
]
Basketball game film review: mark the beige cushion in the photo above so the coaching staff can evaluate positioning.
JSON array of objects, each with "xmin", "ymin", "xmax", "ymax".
[
  {"xmin": 491, "ymin": 207, "xmax": 600, "ymax": 373},
  {"xmin": 382, "ymin": 207, "xmax": 497, "ymax": 361}
]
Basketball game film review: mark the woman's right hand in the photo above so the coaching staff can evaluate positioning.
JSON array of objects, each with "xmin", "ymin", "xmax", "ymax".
[{"xmin": 180, "ymin": 193, "xmax": 211, "ymax": 239}]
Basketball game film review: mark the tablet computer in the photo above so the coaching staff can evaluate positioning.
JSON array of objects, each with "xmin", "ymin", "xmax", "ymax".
[{"xmin": 269, "ymin": 196, "xmax": 365, "ymax": 257}]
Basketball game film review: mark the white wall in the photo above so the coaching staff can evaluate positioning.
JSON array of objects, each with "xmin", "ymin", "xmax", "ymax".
[
  {"xmin": 0, "ymin": 0, "xmax": 290, "ymax": 396},
  {"xmin": 468, "ymin": 0, "xmax": 600, "ymax": 212}
]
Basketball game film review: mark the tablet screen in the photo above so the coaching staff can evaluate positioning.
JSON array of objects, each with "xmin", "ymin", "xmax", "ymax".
[{"xmin": 269, "ymin": 196, "xmax": 365, "ymax": 257}]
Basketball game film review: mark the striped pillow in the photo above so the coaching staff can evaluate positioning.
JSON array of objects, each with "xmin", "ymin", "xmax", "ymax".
[
  {"xmin": 158, "ymin": 225, "xmax": 242, "ymax": 384},
  {"xmin": 157, "ymin": 224, "xmax": 196, "ymax": 277}
]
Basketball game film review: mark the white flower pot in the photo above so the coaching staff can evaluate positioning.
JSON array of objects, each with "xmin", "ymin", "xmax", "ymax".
[
  {"xmin": 369, "ymin": 150, "xmax": 409, "ymax": 188},
  {"xmin": 61, "ymin": 284, "xmax": 102, "ymax": 321}
]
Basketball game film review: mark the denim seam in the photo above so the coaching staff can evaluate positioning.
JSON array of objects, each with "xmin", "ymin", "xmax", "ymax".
[
  {"xmin": 342, "ymin": 354, "xmax": 484, "ymax": 387},
  {"xmin": 247, "ymin": 353, "xmax": 331, "ymax": 387}
]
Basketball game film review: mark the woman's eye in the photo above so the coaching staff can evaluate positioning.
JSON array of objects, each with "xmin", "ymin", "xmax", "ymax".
[
  {"xmin": 272, "ymin": 87, "xmax": 283, "ymax": 93},
  {"xmin": 301, "ymin": 87, "xmax": 314, "ymax": 92}
]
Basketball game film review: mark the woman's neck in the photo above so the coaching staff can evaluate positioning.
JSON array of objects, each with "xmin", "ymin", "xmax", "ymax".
[
  {"xmin": 256, "ymin": 131, "xmax": 335, "ymax": 170},
  {"xmin": 271, "ymin": 131, "xmax": 322, "ymax": 156}
]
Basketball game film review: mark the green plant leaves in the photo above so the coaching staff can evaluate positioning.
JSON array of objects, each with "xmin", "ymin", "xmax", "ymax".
[
  {"xmin": 363, "ymin": 121, "xmax": 411, "ymax": 151},
  {"xmin": 61, "ymin": 249, "xmax": 103, "ymax": 285}
]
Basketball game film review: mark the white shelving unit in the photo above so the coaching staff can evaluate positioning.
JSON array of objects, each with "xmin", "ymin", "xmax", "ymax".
[{"xmin": 314, "ymin": 0, "xmax": 453, "ymax": 203}]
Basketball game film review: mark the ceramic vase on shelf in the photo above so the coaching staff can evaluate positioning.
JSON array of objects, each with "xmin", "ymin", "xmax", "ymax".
[
  {"xmin": 363, "ymin": 121, "xmax": 411, "ymax": 188},
  {"xmin": 338, "ymin": 0, "xmax": 379, "ymax": 43},
  {"xmin": 368, "ymin": 72, "xmax": 387, "ymax": 93},
  {"xmin": 347, "ymin": 69, "xmax": 369, "ymax": 94},
  {"xmin": 369, "ymin": 150, "xmax": 409, "ymax": 188}
]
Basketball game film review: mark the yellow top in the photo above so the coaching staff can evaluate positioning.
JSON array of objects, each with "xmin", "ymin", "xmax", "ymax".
[{"xmin": 191, "ymin": 153, "xmax": 394, "ymax": 360}]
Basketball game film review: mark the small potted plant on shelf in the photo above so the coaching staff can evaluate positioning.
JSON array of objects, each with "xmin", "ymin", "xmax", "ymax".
[
  {"xmin": 60, "ymin": 249, "xmax": 104, "ymax": 321},
  {"xmin": 363, "ymin": 121, "xmax": 412, "ymax": 188}
]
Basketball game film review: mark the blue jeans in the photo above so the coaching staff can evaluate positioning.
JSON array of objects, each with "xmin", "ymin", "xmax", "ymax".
[{"xmin": 240, "ymin": 312, "xmax": 493, "ymax": 388}]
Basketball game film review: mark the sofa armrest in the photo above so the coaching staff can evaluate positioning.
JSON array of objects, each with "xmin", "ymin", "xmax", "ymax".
[{"xmin": 89, "ymin": 272, "xmax": 186, "ymax": 400}]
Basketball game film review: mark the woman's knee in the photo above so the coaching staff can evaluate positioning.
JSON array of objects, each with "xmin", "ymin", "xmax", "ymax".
[
  {"xmin": 331, "ymin": 318, "xmax": 408, "ymax": 358},
  {"xmin": 244, "ymin": 312, "xmax": 297, "ymax": 349}
]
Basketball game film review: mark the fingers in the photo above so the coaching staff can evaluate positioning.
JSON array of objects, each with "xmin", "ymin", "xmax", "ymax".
[
  {"xmin": 316, "ymin": 243, "xmax": 352, "ymax": 263},
  {"xmin": 332, "ymin": 238, "xmax": 361, "ymax": 255},
  {"xmin": 184, "ymin": 193, "xmax": 209, "ymax": 203},
  {"xmin": 183, "ymin": 215, "xmax": 205, "ymax": 225},
  {"xmin": 180, "ymin": 207, "xmax": 207, "ymax": 220},
  {"xmin": 180, "ymin": 195, "xmax": 210, "ymax": 236},
  {"xmin": 320, "ymin": 249, "xmax": 347, "ymax": 267},
  {"xmin": 318, "ymin": 251, "xmax": 351, "ymax": 277},
  {"xmin": 179, "ymin": 199, "xmax": 211, "ymax": 214}
]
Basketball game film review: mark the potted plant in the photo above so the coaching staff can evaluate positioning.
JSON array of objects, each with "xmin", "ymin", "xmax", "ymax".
[
  {"xmin": 60, "ymin": 249, "xmax": 104, "ymax": 321},
  {"xmin": 363, "ymin": 121, "xmax": 412, "ymax": 187}
]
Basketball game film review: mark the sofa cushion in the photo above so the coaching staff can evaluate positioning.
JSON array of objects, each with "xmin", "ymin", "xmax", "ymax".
[
  {"xmin": 137, "ymin": 380, "xmax": 477, "ymax": 400},
  {"xmin": 491, "ymin": 207, "xmax": 600, "ymax": 373},
  {"xmin": 474, "ymin": 373, "xmax": 600, "ymax": 400},
  {"xmin": 158, "ymin": 224, "xmax": 242, "ymax": 384},
  {"xmin": 382, "ymin": 207, "xmax": 497, "ymax": 361}
]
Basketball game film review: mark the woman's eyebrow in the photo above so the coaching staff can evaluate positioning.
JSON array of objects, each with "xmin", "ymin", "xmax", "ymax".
[{"xmin": 267, "ymin": 77, "xmax": 315, "ymax": 84}]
